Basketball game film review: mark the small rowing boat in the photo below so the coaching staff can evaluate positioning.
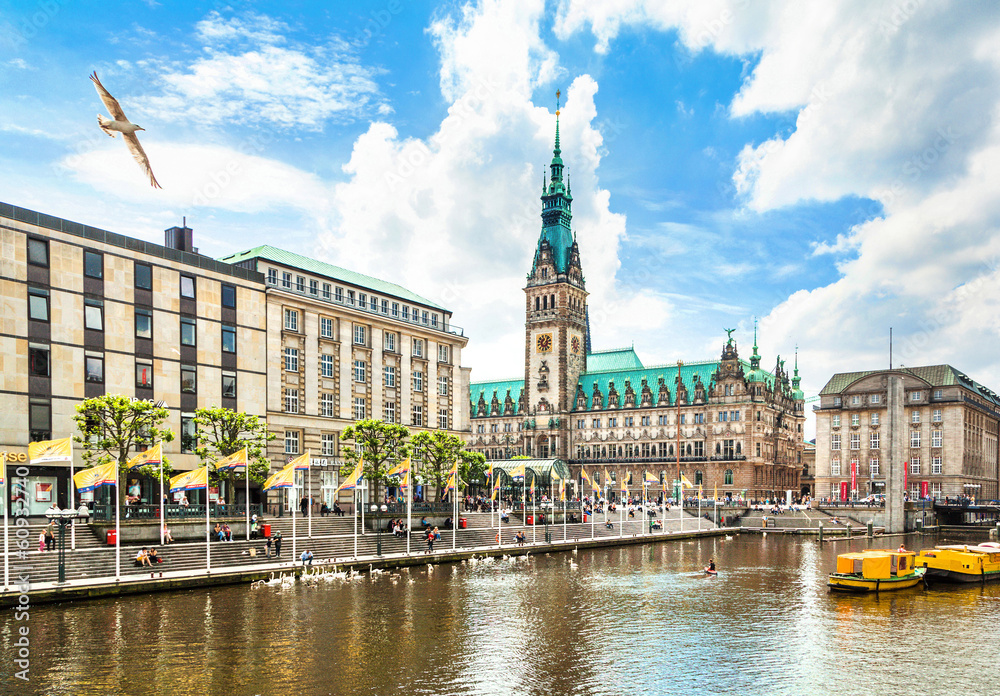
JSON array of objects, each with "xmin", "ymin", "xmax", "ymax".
[{"xmin": 828, "ymin": 549, "xmax": 924, "ymax": 593}]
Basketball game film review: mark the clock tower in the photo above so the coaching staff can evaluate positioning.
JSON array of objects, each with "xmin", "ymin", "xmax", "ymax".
[{"xmin": 523, "ymin": 92, "xmax": 588, "ymax": 459}]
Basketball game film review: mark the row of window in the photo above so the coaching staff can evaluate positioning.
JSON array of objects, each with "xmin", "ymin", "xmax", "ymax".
[
  {"xmin": 282, "ymin": 309, "xmax": 449, "ymax": 361},
  {"xmin": 279, "ymin": 407, "xmax": 451, "ymax": 453},
  {"xmin": 576, "ymin": 411, "xmax": 740, "ymax": 429},
  {"xmin": 27, "ymin": 238, "xmax": 239, "ymax": 307},
  {"xmin": 832, "ymin": 410, "xmax": 943, "ymax": 427},
  {"xmin": 283, "ymin": 350, "xmax": 450, "ymax": 395},
  {"xmin": 574, "ymin": 440, "xmax": 744, "ymax": 459},
  {"xmin": 830, "ymin": 456, "xmax": 943, "ymax": 476},
  {"xmin": 270, "ymin": 270, "xmax": 442, "ymax": 328},
  {"xmin": 831, "ymin": 430, "xmax": 943, "ymax": 450},
  {"xmin": 833, "ymin": 389, "xmax": 944, "ymax": 406}
]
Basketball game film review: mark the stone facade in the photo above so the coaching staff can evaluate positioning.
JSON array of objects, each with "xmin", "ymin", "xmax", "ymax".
[{"xmin": 814, "ymin": 366, "xmax": 1000, "ymax": 502}]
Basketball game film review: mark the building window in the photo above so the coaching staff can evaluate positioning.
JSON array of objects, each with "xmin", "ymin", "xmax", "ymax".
[
  {"xmin": 391, "ymin": 302, "xmax": 399, "ymax": 317},
  {"xmin": 871, "ymin": 413, "xmax": 880, "ymax": 426},
  {"xmin": 932, "ymin": 430, "xmax": 942, "ymax": 447},
  {"xmin": 402, "ymin": 305, "xmax": 410, "ymax": 320},
  {"xmin": 431, "ymin": 313, "xmax": 439, "ymax": 327},
  {"xmin": 831, "ymin": 433, "xmax": 841, "ymax": 450},
  {"xmin": 368, "ymin": 296, "xmax": 377, "ymax": 311},
  {"xmin": 910, "ymin": 391, "xmax": 922, "ymax": 401},
  {"xmin": 384, "ymin": 332, "xmax": 396, "ymax": 352},
  {"xmin": 932, "ymin": 409, "xmax": 942, "ymax": 423},
  {"xmin": 321, "ymin": 354, "xmax": 334, "ymax": 378},
  {"xmin": 438, "ymin": 375, "xmax": 449, "ymax": 396},
  {"xmin": 296, "ymin": 276, "xmax": 305, "ymax": 292},
  {"xmin": 412, "ymin": 405, "xmax": 423, "ymax": 427},
  {"xmin": 284, "ymin": 347, "xmax": 299, "ymax": 372},
  {"xmin": 222, "ymin": 324, "xmax": 236, "ymax": 353},
  {"xmin": 320, "ymin": 317, "xmax": 334, "ymax": 339},
  {"xmin": 730, "ymin": 410, "xmax": 740, "ymax": 422},
  {"xmin": 347, "ymin": 290, "xmax": 355, "ymax": 305},
  {"xmin": 222, "ymin": 371, "xmax": 236, "ymax": 398},
  {"xmin": 381, "ymin": 299, "xmax": 389, "ymax": 314},
  {"xmin": 321, "ymin": 393, "xmax": 334, "ymax": 417},
  {"xmin": 413, "ymin": 371, "xmax": 423, "ymax": 392},
  {"xmin": 850, "ymin": 395, "xmax": 860, "ymax": 405},
  {"xmin": 309, "ymin": 279, "xmax": 318, "ymax": 296},
  {"xmin": 933, "ymin": 389, "xmax": 943, "ymax": 399},
  {"xmin": 84, "ymin": 299, "xmax": 103, "ymax": 331},
  {"xmin": 28, "ymin": 287, "xmax": 50, "ymax": 322},
  {"xmin": 593, "ymin": 418, "xmax": 600, "ymax": 428},
  {"xmin": 181, "ymin": 365, "xmax": 196, "ymax": 393},
  {"xmin": 932, "ymin": 456, "xmax": 942, "ymax": 474},
  {"xmin": 384, "ymin": 401, "xmax": 396, "ymax": 423},
  {"xmin": 724, "ymin": 469, "xmax": 733, "ymax": 485},
  {"xmin": 136, "ymin": 360, "xmax": 152, "ymax": 388},
  {"xmin": 180, "ymin": 275, "xmax": 195, "ymax": 299},
  {"xmin": 850, "ymin": 433, "xmax": 860, "ymax": 450},
  {"xmin": 285, "ymin": 430, "xmax": 300, "ymax": 454},
  {"xmin": 181, "ymin": 414, "xmax": 197, "ymax": 453},
  {"xmin": 335, "ymin": 287, "xmax": 344, "ymax": 302},
  {"xmin": 384, "ymin": 365, "xmax": 396, "ymax": 387},
  {"xmin": 832, "ymin": 415, "xmax": 840, "ymax": 427},
  {"xmin": 831, "ymin": 458, "xmax": 841, "ymax": 476},
  {"xmin": 282, "ymin": 272, "xmax": 292, "ymax": 289},
  {"xmin": 220, "ymin": 283, "xmax": 236, "ymax": 308},
  {"xmin": 833, "ymin": 397, "xmax": 842, "ymax": 406},
  {"xmin": 438, "ymin": 409, "xmax": 449, "ymax": 429},
  {"xmin": 412, "ymin": 338, "xmax": 424, "ymax": 357},
  {"xmin": 911, "ymin": 411, "xmax": 920, "ymax": 423},
  {"xmin": 135, "ymin": 262, "xmax": 152, "ymax": 290},
  {"xmin": 27, "ymin": 238, "xmax": 49, "ymax": 267},
  {"xmin": 83, "ymin": 250, "xmax": 103, "ymax": 279},
  {"xmin": 180, "ymin": 317, "xmax": 196, "ymax": 346},
  {"xmin": 438, "ymin": 345, "xmax": 450, "ymax": 363},
  {"xmin": 285, "ymin": 389, "xmax": 299, "ymax": 413},
  {"xmin": 909, "ymin": 458, "xmax": 920, "ymax": 475},
  {"xmin": 421, "ymin": 311, "xmax": 428, "ymax": 324},
  {"xmin": 641, "ymin": 416, "xmax": 651, "ymax": 426},
  {"xmin": 870, "ymin": 458, "xmax": 879, "ymax": 476},
  {"xmin": 851, "ymin": 413, "xmax": 859, "ymax": 427},
  {"xmin": 321, "ymin": 433, "xmax": 337, "ymax": 456},
  {"xmin": 353, "ymin": 398, "xmax": 366, "ymax": 420},
  {"xmin": 354, "ymin": 360, "xmax": 367, "ymax": 383},
  {"xmin": 322, "ymin": 283, "xmax": 331, "ymax": 299},
  {"xmin": 85, "ymin": 355, "xmax": 104, "ymax": 383},
  {"xmin": 29, "ymin": 344, "xmax": 50, "ymax": 377},
  {"xmin": 29, "ymin": 399, "xmax": 51, "ymax": 442},
  {"xmin": 870, "ymin": 432, "xmax": 879, "ymax": 450},
  {"xmin": 354, "ymin": 325, "xmax": 366, "ymax": 345},
  {"xmin": 871, "ymin": 394, "xmax": 881, "ymax": 404},
  {"xmin": 359, "ymin": 293, "xmax": 367, "ymax": 308},
  {"xmin": 910, "ymin": 431, "xmax": 921, "ymax": 448},
  {"xmin": 608, "ymin": 417, "xmax": 617, "ymax": 428},
  {"xmin": 267, "ymin": 269, "xmax": 278, "ymax": 285},
  {"xmin": 284, "ymin": 308, "xmax": 299, "ymax": 332},
  {"xmin": 135, "ymin": 308, "xmax": 152, "ymax": 339}
]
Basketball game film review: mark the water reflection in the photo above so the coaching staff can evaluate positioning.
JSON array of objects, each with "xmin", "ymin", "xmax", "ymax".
[{"xmin": 4, "ymin": 535, "xmax": 998, "ymax": 696}]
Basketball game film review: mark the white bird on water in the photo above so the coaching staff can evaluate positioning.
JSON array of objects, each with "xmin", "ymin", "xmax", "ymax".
[{"xmin": 90, "ymin": 71, "xmax": 161, "ymax": 189}]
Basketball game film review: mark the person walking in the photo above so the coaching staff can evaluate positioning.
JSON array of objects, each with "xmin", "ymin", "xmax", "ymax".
[
  {"xmin": 426, "ymin": 528, "xmax": 435, "ymax": 554},
  {"xmin": 274, "ymin": 531, "xmax": 283, "ymax": 557},
  {"xmin": 265, "ymin": 535, "xmax": 273, "ymax": 558}
]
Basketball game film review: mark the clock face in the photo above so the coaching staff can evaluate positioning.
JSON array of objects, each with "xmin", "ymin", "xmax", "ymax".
[
  {"xmin": 536, "ymin": 333, "xmax": 553, "ymax": 353},
  {"xmin": 571, "ymin": 336, "xmax": 581, "ymax": 354}
]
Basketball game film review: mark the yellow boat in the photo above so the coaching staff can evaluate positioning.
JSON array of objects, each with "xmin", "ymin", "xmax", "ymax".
[
  {"xmin": 915, "ymin": 542, "xmax": 1000, "ymax": 584},
  {"xmin": 828, "ymin": 549, "xmax": 925, "ymax": 593}
]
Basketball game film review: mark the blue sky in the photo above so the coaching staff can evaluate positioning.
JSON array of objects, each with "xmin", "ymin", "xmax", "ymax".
[{"xmin": 3, "ymin": 0, "xmax": 1000, "ymax": 437}]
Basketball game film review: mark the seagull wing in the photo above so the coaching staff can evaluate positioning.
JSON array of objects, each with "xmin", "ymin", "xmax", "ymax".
[
  {"xmin": 90, "ymin": 71, "xmax": 127, "ymax": 121},
  {"xmin": 123, "ymin": 132, "xmax": 162, "ymax": 189}
]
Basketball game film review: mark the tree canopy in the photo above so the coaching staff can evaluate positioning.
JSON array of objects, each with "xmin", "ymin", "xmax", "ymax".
[
  {"xmin": 194, "ymin": 406, "xmax": 275, "ymax": 498},
  {"xmin": 339, "ymin": 419, "xmax": 410, "ymax": 499},
  {"xmin": 411, "ymin": 430, "xmax": 486, "ymax": 500}
]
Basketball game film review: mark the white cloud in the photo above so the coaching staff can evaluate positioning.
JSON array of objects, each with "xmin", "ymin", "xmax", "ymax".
[
  {"xmin": 137, "ymin": 12, "xmax": 385, "ymax": 130},
  {"xmin": 553, "ymin": 0, "xmax": 1000, "ymax": 439}
]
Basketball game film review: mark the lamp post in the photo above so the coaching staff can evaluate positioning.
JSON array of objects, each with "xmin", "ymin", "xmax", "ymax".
[
  {"xmin": 45, "ymin": 508, "xmax": 84, "ymax": 585},
  {"xmin": 371, "ymin": 503, "xmax": 388, "ymax": 556}
]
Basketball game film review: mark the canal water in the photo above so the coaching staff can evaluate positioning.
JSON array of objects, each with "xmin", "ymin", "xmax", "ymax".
[{"xmin": 4, "ymin": 534, "xmax": 998, "ymax": 696}]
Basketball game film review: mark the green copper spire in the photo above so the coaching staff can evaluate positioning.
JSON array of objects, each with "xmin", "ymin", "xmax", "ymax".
[
  {"xmin": 750, "ymin": 317, "xmax": 761, "ymax": 370},
  {"xmin": 550, "ymin": 89, "xmax": 564, "ymax": 185},
  {"xmin": 792, "ymin": 346, "xmax": 801, "ymax": 388},
  {"xmin": 532, "ymin": 89, "xmax": 574, "ymax": 275}
]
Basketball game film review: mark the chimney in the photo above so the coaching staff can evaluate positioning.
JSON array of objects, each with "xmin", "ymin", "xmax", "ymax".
[{"xmin": 164, "ymin": 216, "xmax": 198, "ymax": 254}]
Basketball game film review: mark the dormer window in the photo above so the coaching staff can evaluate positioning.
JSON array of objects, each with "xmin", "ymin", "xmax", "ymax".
[{"xmin": 541, "ymin": 267, "xmax": 548, "ymax": 279}]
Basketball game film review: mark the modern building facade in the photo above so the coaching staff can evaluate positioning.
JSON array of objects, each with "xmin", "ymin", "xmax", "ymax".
[
  {"xmin": 220, "ymin": 246, "xmax": 471, "ymax": 509},
  {"xmin": 814, "ymin": 366, "xmax": 1000, "ymax": 502},
  {"xmin": 467, "ymin": 114, "xmax": 806, "ymax": 501},
  {"xmin": 0, "ymin": 203, "xmax": 268, "ymax": 514}
]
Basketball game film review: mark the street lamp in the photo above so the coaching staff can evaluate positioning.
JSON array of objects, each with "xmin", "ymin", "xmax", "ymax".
[
  {"xmin": 45, "ymin": 508, "xmax": 86, "ymax": 584},
  {"xmin": 371, "ymin": 503, "xmax": 388, "ymax": 556}
]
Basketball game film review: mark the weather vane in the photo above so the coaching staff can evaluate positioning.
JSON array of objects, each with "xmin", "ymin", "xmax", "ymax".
[{"xmin": 556, "ymin": 89, "xmax": 560, "ymax": 116}]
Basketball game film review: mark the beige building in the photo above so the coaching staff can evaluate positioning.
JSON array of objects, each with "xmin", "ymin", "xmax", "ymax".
[
  {"xmin": 220, "ymin": 246, "xmax": 471, "ymax": 510},
  {"xmin": 0, "ymin": 202, "xmax": 267, "ymax": 515},
  {"xmin": 815, "ymin": 366, "xmax": 1000, "ymax": 502}
]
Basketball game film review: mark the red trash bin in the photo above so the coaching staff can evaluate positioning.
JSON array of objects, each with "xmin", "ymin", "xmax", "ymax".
[
  {"xmin": 459, "ymin": 518, "xmax": 467, "ymax": 529},
  {"xmin": 262, "ymin": 524, "xmax": 272, "ymax": 537},
  {"xmin": 527, "ymin": 515, "xmax": 534, "ymax": 525},
  {"xmin": 106, "ymin": 529, "xmax": 117, "ymax": 545},
  {"xmin": 583, "ymin": 513, "xmax": 588, "ymax": 523}
]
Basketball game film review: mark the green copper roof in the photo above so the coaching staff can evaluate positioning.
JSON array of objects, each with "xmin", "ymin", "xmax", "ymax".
[
  {"xmin": 220, "ymin": 245, "xmax": 447, "ymax": 311},
  {"xmin": 820, "ymin": 364, "xmax": 1000, "ymax": 406},
  {"xmin": 586, "ymin": 347, "xmax": 645, "ymax": 372},
  {"xmin": 470, "ymin": 378, "xmax": 524, "ymax": 417}
]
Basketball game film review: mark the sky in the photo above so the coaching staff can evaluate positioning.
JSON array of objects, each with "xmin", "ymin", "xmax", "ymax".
[{"xmin": 2, "ymin": 0, "xmax": 1000, "ymax": 440}]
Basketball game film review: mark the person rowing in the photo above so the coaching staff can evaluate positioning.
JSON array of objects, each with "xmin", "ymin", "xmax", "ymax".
[{"xmin": 706, "ymin": 558, "xmax": 717, "ymax": 574}]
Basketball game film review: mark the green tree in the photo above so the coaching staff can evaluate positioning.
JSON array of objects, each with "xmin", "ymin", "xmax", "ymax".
[
  {"xmin": 411, "ymin": 430, "xmax": 486, "ymax": 501},
  {"xmin": 73, "ymin": 395, "xmax": 174, "ymax": 507},
  {"xmin": 339, "ymin": 419, "xmax": 410, "ymax": 501},
  {"xmin": 193, "ymin": 407, "xmax": 275, "ymax": 503}
]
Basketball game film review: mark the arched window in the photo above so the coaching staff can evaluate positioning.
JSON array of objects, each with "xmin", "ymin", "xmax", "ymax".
[
  {"xmin": 724, "ymin": 469, "xmax": 733, "ymax": 485},
  {"xmin": 551, "ymin": 294, "xmax": 556, "ymax": 308},
  {"xmin": 695, "ymin": 470, "xmax": 703, "ymax": 485},
  {"xmin": 668, "ymin": 444, "xmax": 674, "ymax": 456},
  {"xmin": 543, "ymin": 296, "xmax": 548, "ymax": 310},
  {"xmin": 535, "ymin": 297, "xmax": 540, "ymax": 311},
  {"xmin": 736, "ymin": 442, "xmax": 742, "ymax": 454}
]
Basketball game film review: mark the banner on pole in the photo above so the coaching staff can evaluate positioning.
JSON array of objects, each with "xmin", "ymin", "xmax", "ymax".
[{"xmin": 29, "ymin": 437, "xmax": 73, "ymax": 464}]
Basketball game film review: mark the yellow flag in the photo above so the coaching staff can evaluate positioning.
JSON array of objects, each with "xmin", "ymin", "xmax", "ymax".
[
  {"xmin": 336, "ymin": 458, "xmax": 363, "ymax": 493},
  {"xmin": 29, "ymin": 437, "xmax": 72, "ymax": 464},
  {"xmin": 127, "ymin": 443, "xmax": 163, "ymax": 470},
  {"xmin": 214, "ymin": 447, "xmax": 248, "ymax": 471},
  {"xmin": 680, "ymin": 474, "xmax": 694, "ymax": 489},
  {"xmin": 264, "ymin": 463, "xmax": 297, "ymax": 491}
]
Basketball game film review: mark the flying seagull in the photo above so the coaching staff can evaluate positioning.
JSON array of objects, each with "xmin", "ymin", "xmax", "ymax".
[{"xmin": 90, "ymin": 71, "xmax": 161, "ymax": 189}]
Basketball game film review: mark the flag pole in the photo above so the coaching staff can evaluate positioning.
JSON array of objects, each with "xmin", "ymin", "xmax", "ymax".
[
  {"xmin": 159, "ymin": 447, "xmax": 164, "ymax": 546},
  {"xmin": 307, "ymin": 451, "xmax": 312, "ymax": 539},
  {"xmin": 406, "ymin": 469, "xmax": 411, "ymax": 557},
  {"xmin": 353, "ymin": 487, "xmax": 358, "ymax": 559},
  {"xmin": 69, "ymin": 436, "xmax": 76, "ymax": 551},
  {"xmin": 291, "ymin": 485, "xmax": 297, "ymax": 562},
  {"xmin": 590, "ymin": 482, "xmax": 594, "ymax": 541},
  {"xmin": 206, "ymin": 474, "xmax": 211, "ymax": 573},
  {"xmin": 532, "ymin": 473, "xmax": 537, "ymax": 545},
  {"xmin": 115, "ymin": 468, "xmax": 121, "ymax": 581},
  {"xmin": 245, "ymin": 451, "xmax": 250, "ymax": 542},
  {"xmin": 3, "ymin": 453, "xmax": 8, "ymax": 591}
]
